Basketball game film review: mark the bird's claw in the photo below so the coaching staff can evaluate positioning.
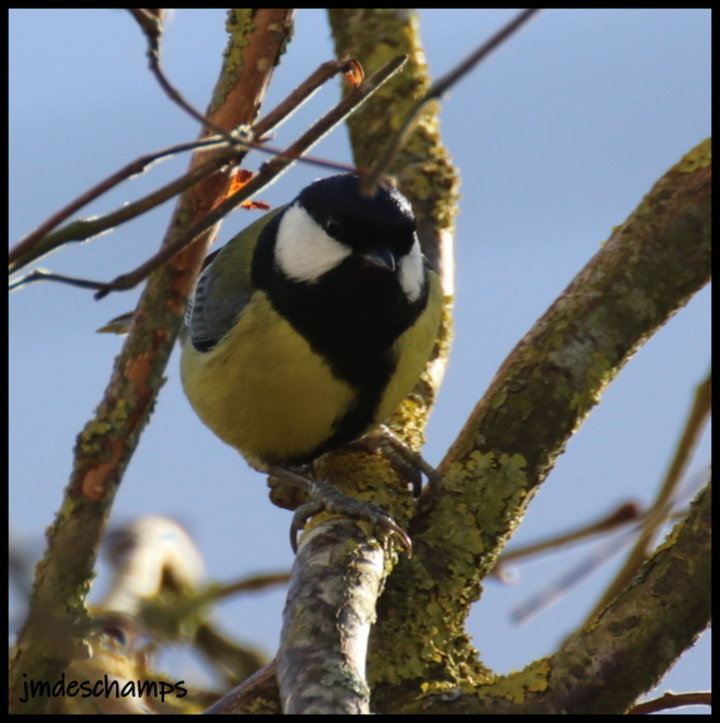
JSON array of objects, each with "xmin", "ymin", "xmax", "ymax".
[
  {"xmin": 269, "ymin": 466, "xmax": 413, "ymax": 555},
  {"xmin": 360, "ymin": 425, "xmax": 443, "ymax": 507},
  {"xmin": 290, "ymin": 498, "xmax": 412, "ymax": 555}
]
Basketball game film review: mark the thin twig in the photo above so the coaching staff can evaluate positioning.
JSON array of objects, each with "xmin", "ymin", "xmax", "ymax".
[
  {"xmin": 9, "ymin": 154, "xmax": 234, "ymax": 281},
  {"xmin": 203, "ymin": 660, "xmax": 281, "ymax": 714},
  {"xmin": 360, "ymin": 8, "xmax": 541, "ymax": 196},
  {"xmin": 253, "ymin": 58, "xmax": 359, "ymax": 137},
  {"xmin": 509, "ymin": 462, "xmax": 709, "ymax": 625},
  {"xmin": 493, "ymin": 501, "xmax": 641, "ymax": 572},
  {"xmin": 128, "ymin": 8, "xmax": 235, "ymax": 142},
  {"xmin": 628, "ymin": 691, "xmax": 711, "ymax": 714},
  {"xmin": 8, "ymin": 139, "xmax": 218, "ymax": 273},
  {"xmin": 203, "ymin": 573, "xmax": 290, "ymax": 602},
  {"xmin": 9, "ymin": 268, "xmax": 111, "ymax": 292},
  {"xmin": 586, "ymin": 370, "xmax": 711, "ymax": 620},
  {"xmin": 429, "ymin": 8, "xmax": 541, "ymax": 101}
]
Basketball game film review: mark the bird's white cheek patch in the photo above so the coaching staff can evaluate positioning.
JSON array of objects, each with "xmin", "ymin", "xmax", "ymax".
[
  {"xmin": 399, "ymin": 238, "xmax": 425, "ymax": 302},
  {"xmin": 275, "ymin": 203, "xmax": 351, "ymax": 283}
]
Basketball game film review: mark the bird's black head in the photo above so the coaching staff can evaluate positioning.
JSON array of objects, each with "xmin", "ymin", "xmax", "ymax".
[
  {"xmin": 263, "ymin": 173, "xmax": 426, "ymax": 304},
  {"xmin": 252, "ymin": 173, "xmax": 429, "ymax": 388},
  {"xmin": 295, "ymin": 173, "xmax": 417, "ymax": 264}
]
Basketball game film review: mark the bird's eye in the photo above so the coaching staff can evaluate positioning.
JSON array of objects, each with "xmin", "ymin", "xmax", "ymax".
[{"xmin": 323, "ymin": 216, "xmax": 343, "ymax": 238}]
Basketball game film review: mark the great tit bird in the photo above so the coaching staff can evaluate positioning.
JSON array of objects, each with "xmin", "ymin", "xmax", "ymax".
[{"xmin": 179, "ymin": 173, "xmax": 443, "ymax": 547}]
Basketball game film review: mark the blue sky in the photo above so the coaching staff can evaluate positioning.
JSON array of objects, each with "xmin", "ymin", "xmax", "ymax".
[{"xmin": 10, "ymin": 9, "xmax": 710, "ymax": 711}]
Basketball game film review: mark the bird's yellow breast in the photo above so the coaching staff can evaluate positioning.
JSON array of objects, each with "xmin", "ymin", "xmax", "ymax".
[{"xmin": 180, "ymin": 292, "xmax": 356, "ymax": 469}]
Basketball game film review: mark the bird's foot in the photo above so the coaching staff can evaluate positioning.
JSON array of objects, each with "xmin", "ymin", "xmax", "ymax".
[
  {"xmin": 359, "ymin": 425, "xmax": 443, "ymax": 511},
  {"xmin": 267, "ymin": 465, "xmax": 412, "ymax": 555}
]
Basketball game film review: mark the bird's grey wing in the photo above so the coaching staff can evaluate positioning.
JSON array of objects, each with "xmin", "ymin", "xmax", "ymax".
[{"xmin": 185, "ymin": 205, "xmax": 287, "ymax": 352}]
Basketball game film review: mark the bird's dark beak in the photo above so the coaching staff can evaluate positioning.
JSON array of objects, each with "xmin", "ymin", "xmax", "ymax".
[{"xmin": 360, "ymin": 248, "xmax": 396, "ymax": 272}]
